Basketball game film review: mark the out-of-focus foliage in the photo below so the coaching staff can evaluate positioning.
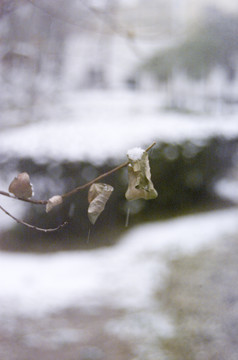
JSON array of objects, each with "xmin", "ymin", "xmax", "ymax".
[
  {"xmin": 0, "ymin": 0, "xmax": 16, "ymax": 18},
  {"xmin": 143, "ymin": 9, "xmax": 238, "ymax": 81}
]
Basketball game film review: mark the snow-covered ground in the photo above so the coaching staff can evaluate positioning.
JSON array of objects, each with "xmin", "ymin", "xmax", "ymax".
[
  {"xmin": 0, "ymin": 207, "xmax": 237, "ymax": 319},
  {"xmin": 0, "ymin": 90, "xmax": 238, "ymax": 164},
  {"xmin": 214, "ymin": 177, "xmax": 238, "ymax": 203}
]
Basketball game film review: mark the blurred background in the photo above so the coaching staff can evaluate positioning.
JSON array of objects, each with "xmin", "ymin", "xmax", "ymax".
[{"xmin": 1, "ymin": 0, "xmax": 238, "ymax": 359}]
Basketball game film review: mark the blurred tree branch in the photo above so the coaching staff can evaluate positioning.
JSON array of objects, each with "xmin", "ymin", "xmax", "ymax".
[{"xmin": 0, "ymin": 0, "xmax": 17, "ymax": 18}]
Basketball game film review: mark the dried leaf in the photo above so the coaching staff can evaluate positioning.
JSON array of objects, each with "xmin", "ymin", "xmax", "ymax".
[
  {"xmin": 88, "ymin": 183, "xmax": 114, "ymax": 224},
  {"xmin": 8, "ymin": 172, "xmax": 33, "ymax": 199},
  {"xmin": 125, "ymin": 150, "xmax": 158, "ymax": 201},
  {"xmin": 46, "ymin": 195, "xmax": 63, "ymax": 213}
]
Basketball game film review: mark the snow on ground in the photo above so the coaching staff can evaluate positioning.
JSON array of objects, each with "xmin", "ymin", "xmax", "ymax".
[
  {"xmin": 0, "ymin": 90, "xmax": 238, "ymax": 164},
  {"xmin": 0, "ymin": 207, "xmax": 237, "ymax": 318},
  {"xmin": 214, "ymin": 176, "xmax": 238, "ymax": 203}
]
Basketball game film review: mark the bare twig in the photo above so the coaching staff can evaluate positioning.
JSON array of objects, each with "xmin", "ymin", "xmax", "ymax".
[
  {"xmin": 61, "ymin": 142, "xmax": 156, "ymax": 200},
  {"xmin": 0, "ymin": 191, "xmax": 47, "ymax": 205},
  {"xmin": 0, "ymin": 142, "xmax": 156, "ymax": 232},
  {"xmin": 0, "ymin": 204, "xmax": 68, "ymax": 232},
  {"xmin": 145, "ymin": 141, "xmax": 156, "ymax": 152},
  {"xmin": 62, "ymin": 160, "xmax": 129, "ymax": 199},
  {"xmin": 0, "ymin": 142, "xmax": 156, "ymax": 204},
  {"xmin": 26, "ymin": 0, "xmax": 127, "ymax": 36}
]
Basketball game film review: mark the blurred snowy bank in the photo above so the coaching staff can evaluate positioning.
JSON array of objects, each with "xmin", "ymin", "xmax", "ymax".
[
  {"xmin": 0, "ymin": 207, "xmax": 237, "ymax": 318},
  {"xmin": 0, "ymin": 90, "xmax": 238, "ymax": 164}
]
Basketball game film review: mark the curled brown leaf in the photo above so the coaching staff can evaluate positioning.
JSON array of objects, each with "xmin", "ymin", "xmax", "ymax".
[
  {"xmin": 88, "ymin": 183, "xmax": 114, "ymax": 224},
  {"xmin": 125, "ymin": 150, "xmax": 158, "ymax": 201},
  {"xmin": 8, "ymin": 172, "xmax": 33, "ymax": 199}
]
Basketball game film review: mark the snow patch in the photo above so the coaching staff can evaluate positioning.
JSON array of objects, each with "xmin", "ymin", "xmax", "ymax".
[
  {"xmin": 214, "ymin": 177, "xmax": 238, "ymax": 203},
  {"xmin": 0, "ymin": 208, "xmax": 237, "ymax": 318},
  {"xmin": 0, "ymin": 91, "xmax": 238, "ymax": 164},
  {"xmin": 127, "ymin": 147, "xmax": 145, "ymax": 161}
]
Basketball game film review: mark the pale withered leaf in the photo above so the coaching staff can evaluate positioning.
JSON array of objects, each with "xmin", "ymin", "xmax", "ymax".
[
  {"xmin": 125, "ymin": 150, "xmax": 158, "ymax": 201},
  {"xmin": 46, "ymin": 195, "xmax": 63, "ymax": 213},
  {"xmin": 8, "ymin": 172, "xmax": 33, "ymax": 199},
  {"xmin": 88, "ymin": 183, "xmax": 114, "ymax": 224}
]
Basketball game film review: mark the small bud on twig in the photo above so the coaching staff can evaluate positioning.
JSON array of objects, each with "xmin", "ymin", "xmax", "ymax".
[{"xmin": 46, "ymin": 195, "xmax": 63, "ymax": 213}]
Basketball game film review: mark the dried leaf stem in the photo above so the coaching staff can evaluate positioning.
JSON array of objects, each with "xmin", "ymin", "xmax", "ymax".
[{"xmin": 0, "ymin": 204, "xmax": 68, "ymax": 232}]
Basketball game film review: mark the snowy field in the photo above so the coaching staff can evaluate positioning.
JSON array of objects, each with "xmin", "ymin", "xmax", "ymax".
[
  {"xmin": 0, "ymin": 206, "xmax": 238, "ymax": 358},
  {"xmin": 0, "ymin": 90, "xmax": 238, "ymax": 164},
  {"xmin": 0, "ymin": 207, "xmax": 237, "ymax": 319}
]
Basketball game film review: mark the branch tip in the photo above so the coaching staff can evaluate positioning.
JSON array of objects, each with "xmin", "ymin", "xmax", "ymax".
[{"xmin": 0, "ymin": 204, "xmax": 68, "ymax": 232}]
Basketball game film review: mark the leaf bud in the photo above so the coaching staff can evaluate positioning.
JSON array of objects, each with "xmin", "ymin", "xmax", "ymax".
[{"xmin": 46, "ymin": 195, "xmax": 63, "ymax": 213}]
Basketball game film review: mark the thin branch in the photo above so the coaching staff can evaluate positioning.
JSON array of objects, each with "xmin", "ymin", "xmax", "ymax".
[
  {"xmin": 26, "ymin": 0, "xmax": 127, "ymax": 36},
  {"xmin": 61, "ymin": 142, "xmax": 156, "ymax": 200},
  {"xmin": 0, "ymin": 142, "xmax": 156, "ymax": 232},
  {"xmin": 0, "ymin": 204, "xmax": 68, "ymax": 232},
  {"xmin": 0, "ymin": 191, "xmax": 47, "ymax": 205},
  {"xmin": 0, "ymin": 142, "xmax": 156, "ymax": 203},
  {"xmin": 62, "ymin": 160, "xmax": 129, "ymax": 199},
  {"xmin": 145, "ymin": 141, "xmax": 156, "ymax": 152},
  {"xmin": 79, "ymin": 0, "xmax": 129, "ymax": 36},
  {"xmin": 26, "ymin": 0, "xmax": 147, "ymax": 60}
]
